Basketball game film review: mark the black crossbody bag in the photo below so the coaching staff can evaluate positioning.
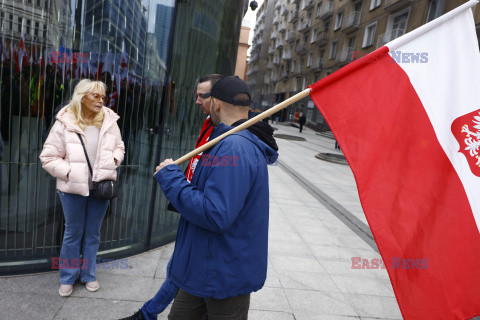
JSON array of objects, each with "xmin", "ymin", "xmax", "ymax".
[{"xmin": 77, "ymin": 133, "xmax": 118, "ymax": 200}]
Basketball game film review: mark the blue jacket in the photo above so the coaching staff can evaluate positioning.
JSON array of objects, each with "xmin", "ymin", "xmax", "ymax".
[{"xmin": 155, "ymin": 123, "xmax": 278, "ymax": 299}]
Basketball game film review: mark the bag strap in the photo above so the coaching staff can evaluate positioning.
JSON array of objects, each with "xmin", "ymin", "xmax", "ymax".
[{"xmin": 76, "ymin": 133, "xmax": 93, "ymax": 176}]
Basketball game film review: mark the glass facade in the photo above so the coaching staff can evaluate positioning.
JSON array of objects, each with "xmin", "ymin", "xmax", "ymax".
[{"xmin": 0, "ymin": 0, "xmax": 245, "ymax": 275}]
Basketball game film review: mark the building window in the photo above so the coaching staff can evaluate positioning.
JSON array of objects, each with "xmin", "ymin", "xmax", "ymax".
[
  {"xmin": 316, "ymin": 2, "xmax": 323, "ymax": 17},
  {"xmin": 311, "ymin": 28, "xmax": 317, "ymax": 42},
  {"xmin": 334, "ymin": 12, "xmax": 343, "ymax": 30},
  {"xmin": 370, "ymin": 0, "xmax": 381, "ymax": 10},
  {"xmin": 302, "ymin": 77, "xmax": 307, "ymax": 89},
  {"xmin": 319, "ymin": 49, "xmax": 325, "ymax": 61},
  {"xmin": 34, "ymin": 22, "xmax": 39, "ymax": 36},
  {"xmin": 17, "ymin": 17, "xmax": 22, "ymax": 33},
  {"xmin": 426, "ymin": 0, "xmax": 444, "ymax": 22},
  {"xmin": 362, "ymin": 22, "xmax": 377, "ymax": 47},
  {"xmin": 291, "ymin": 60, "xmax": 296, "ymax": 72},
  {"xmin": 329, "ymin": 41, "xmax": 338, "ymax": 59},
  {"xmin": 307, "ymin": 53, "xmax": 313, "ymax": 67},
  {"xmin": 388, "ymin": 10, "xmax": 409, "ymax": 41},
  {"xmin": 324, "ymin": 18, "xmax": 331, "ymax": 31},
  {"xmin": 295, "ymin": 78, "xmax": 301, "ymax": 91},
  {"xmin": 346, "ymin": 36, "xmax": 356, "ymax": 61},
  {"xmin": 26, "ymin": 20, "xmax": 31, "ymax": 35}
]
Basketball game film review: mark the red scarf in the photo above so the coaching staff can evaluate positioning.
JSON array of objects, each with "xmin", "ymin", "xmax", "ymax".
[{"xmin": 185, "ymin": 117, "xmax": 214, "ymax": 182}]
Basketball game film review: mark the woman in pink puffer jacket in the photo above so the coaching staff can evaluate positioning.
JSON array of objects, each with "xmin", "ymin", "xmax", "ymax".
[{"xmin": 40, "ymin": 79, "xmax": 125, "ymax": 297}]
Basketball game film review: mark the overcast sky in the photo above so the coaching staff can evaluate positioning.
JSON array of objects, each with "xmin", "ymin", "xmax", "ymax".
[{"xmin": 242, "ymin": 0, "xmax": 266, "ymax": 55}]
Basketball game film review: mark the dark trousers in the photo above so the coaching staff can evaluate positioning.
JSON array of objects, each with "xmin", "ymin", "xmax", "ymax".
[
  {"xmin": 168, "ymin": 289, "xmax": 250, "ymax": 320},
  {"xmin": 299, "ymin": 123, "xmax": 304, "ymax": 133}
]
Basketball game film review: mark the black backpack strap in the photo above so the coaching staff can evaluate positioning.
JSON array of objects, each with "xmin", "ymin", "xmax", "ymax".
[{"xmin": 76, "ymin": 133, "xmax": 93, "ymax": 176}]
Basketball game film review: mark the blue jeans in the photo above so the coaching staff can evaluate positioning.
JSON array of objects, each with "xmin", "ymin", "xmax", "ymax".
[
  {"xmin": 58, "ymin": 190, "xmax": 109, "ymax": 284},
  {"xmin": 141, "ymin": 258, "xmax": 178, "ymax": 319}
]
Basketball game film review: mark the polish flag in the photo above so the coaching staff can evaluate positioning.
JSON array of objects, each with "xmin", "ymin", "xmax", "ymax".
[{"xmin": 309, "ymin": 1, "xmax": 480, "ymax": 319}]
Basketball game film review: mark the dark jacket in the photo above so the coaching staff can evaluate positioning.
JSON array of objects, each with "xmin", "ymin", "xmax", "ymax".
[
  {"xmin": 299, "ymin": 115, "xmax": 307, "ymax": 125},
  {"xmin": 155, "ymin": 122, "xmax": 278, "ymax": 299}
]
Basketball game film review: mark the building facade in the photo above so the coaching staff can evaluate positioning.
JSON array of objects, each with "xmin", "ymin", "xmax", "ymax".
[
  {"xmin": 0, "ymin": 0, "xmax": 249, "ymax": 275},
  {"xmin": 235, "ymin": 25, "xmax": 251, "ymax": 80},
  {"xmin": 247, "ymin": 0, "xmax": 480, "ymax": 129}
]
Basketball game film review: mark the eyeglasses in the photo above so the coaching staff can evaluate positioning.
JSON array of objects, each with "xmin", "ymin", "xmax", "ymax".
[{"xmin": 90, "ymin": 93, "xmax": 106, "ymax": 100}]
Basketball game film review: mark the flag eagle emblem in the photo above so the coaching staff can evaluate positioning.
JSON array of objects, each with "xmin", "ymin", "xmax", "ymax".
[{"xmin": 451, "ymin": 109, "xmax": 480, "ymax": 177}]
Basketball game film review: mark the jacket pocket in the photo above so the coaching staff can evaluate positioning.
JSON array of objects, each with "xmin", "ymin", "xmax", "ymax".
[{"xmin": 99, "ymin": 150, "xmax": 116, "ymax": 170}]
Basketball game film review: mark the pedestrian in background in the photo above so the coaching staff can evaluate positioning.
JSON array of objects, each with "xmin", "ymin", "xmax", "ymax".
[
  {"xmin": 299, "ymin": 112, "xmax": 306, "ymax": 133},
  {"xmin": 40, "ymin": 79, "xmax": 125, "ymax": 297},
  {"xmin": 185, "ymin": 74, "xmax": 223, "ymax": 182}
]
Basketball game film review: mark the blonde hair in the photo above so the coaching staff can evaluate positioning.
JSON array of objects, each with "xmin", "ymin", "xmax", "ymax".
[{"xmin": 67, "ymin": 79, "xmax": 106, "ymax": 131}]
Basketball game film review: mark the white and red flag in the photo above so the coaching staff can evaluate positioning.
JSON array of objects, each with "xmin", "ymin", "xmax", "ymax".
[{"xmin": 309, "ymin": 1, "xmax": 480, "ymax": 319}]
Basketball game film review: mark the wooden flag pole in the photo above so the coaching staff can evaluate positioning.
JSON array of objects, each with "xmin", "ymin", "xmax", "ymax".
[{"xmin": 173, "ymin": 88, "xmax": 312, "ymax": 165}]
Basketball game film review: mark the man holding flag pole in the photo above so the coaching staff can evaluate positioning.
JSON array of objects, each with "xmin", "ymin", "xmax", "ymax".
[
  {"xmin": 153, "ymin": 0, "xmax": 480, "ymax": 318},
  {"xmin": 153, "ymin": 76, "xmax": 278, "ymax": 319}
]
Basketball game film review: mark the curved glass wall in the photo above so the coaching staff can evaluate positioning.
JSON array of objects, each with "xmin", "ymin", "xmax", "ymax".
[{"xmin": 0, "ymin": 0, "xmax": 244, "ymax": 275}]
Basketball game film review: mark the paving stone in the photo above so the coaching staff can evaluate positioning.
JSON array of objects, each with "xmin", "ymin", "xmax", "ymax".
[
  {"xmin": 276, "ymin": 269, "xmax": 340, "ymax": 293},
  {"xmin": 54, "ymin": 296, "xmax": 144, "ymax": 320},
  {"xmin": 0, "ymin": 271, "xmax": 60, "ymax": 295},
  {"xmin": 330, "ymin": 275, "xmax": 394, "ymax": 297},
  {"xmin": 284, "ymin": 289, "xmax": 358, "ymax": 317},
  {"xmin": 248, "ymin": 310, "xmax": 295, "ymax": 320},
  {"xmin": 153, "ymin": 258, "xmax": 171, "ymax": 279},
  {"xmin": 69, "ymin": 273, "xmax": 154, "ymax": 302},
  {"xmin": 345, "ymin": 293, "xmax": 403, "ymax": 319},
  {"xmin": 268, "ymin": 239, "xmax": 312, "ymax": 256},
  {"xmin": 0, "ymin": 292, "xmax": 64, "ymax": 320},
  {"xmin": 270, "ymin": 254, "xmax": 324, "ymax": 273},
  {"xmin": 249, "ymin": 287, "xmax": 292, "ymax": 313}
]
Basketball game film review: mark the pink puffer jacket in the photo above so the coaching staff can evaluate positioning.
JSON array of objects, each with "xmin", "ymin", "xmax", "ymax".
[{"xmin": 40, "ymin": 106, "xmax": 125, "ymax": 197}]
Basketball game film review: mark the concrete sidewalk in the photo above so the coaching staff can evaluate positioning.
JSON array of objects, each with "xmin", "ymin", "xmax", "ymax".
[{"xmin": 0, "ymin": 123, "xmax": 402, "ymax": 320}]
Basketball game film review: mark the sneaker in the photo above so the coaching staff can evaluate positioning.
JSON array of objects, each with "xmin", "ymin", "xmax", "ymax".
[
  {"xmin": 58, "ymin": 284, "xmax": 73, "ymax": 297},
  {"xmin": 118, "ymin": 310, "xmax": 145, "ymax": 320},
  {"xmin": 85, "ymin": 280, "xmax": 100, "ymax": 292}
]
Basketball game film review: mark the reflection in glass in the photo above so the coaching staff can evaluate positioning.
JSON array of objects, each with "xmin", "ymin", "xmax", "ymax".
[{"xmin": 0, "ymin": 0, "xmax": 243, "ymax": 274}]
